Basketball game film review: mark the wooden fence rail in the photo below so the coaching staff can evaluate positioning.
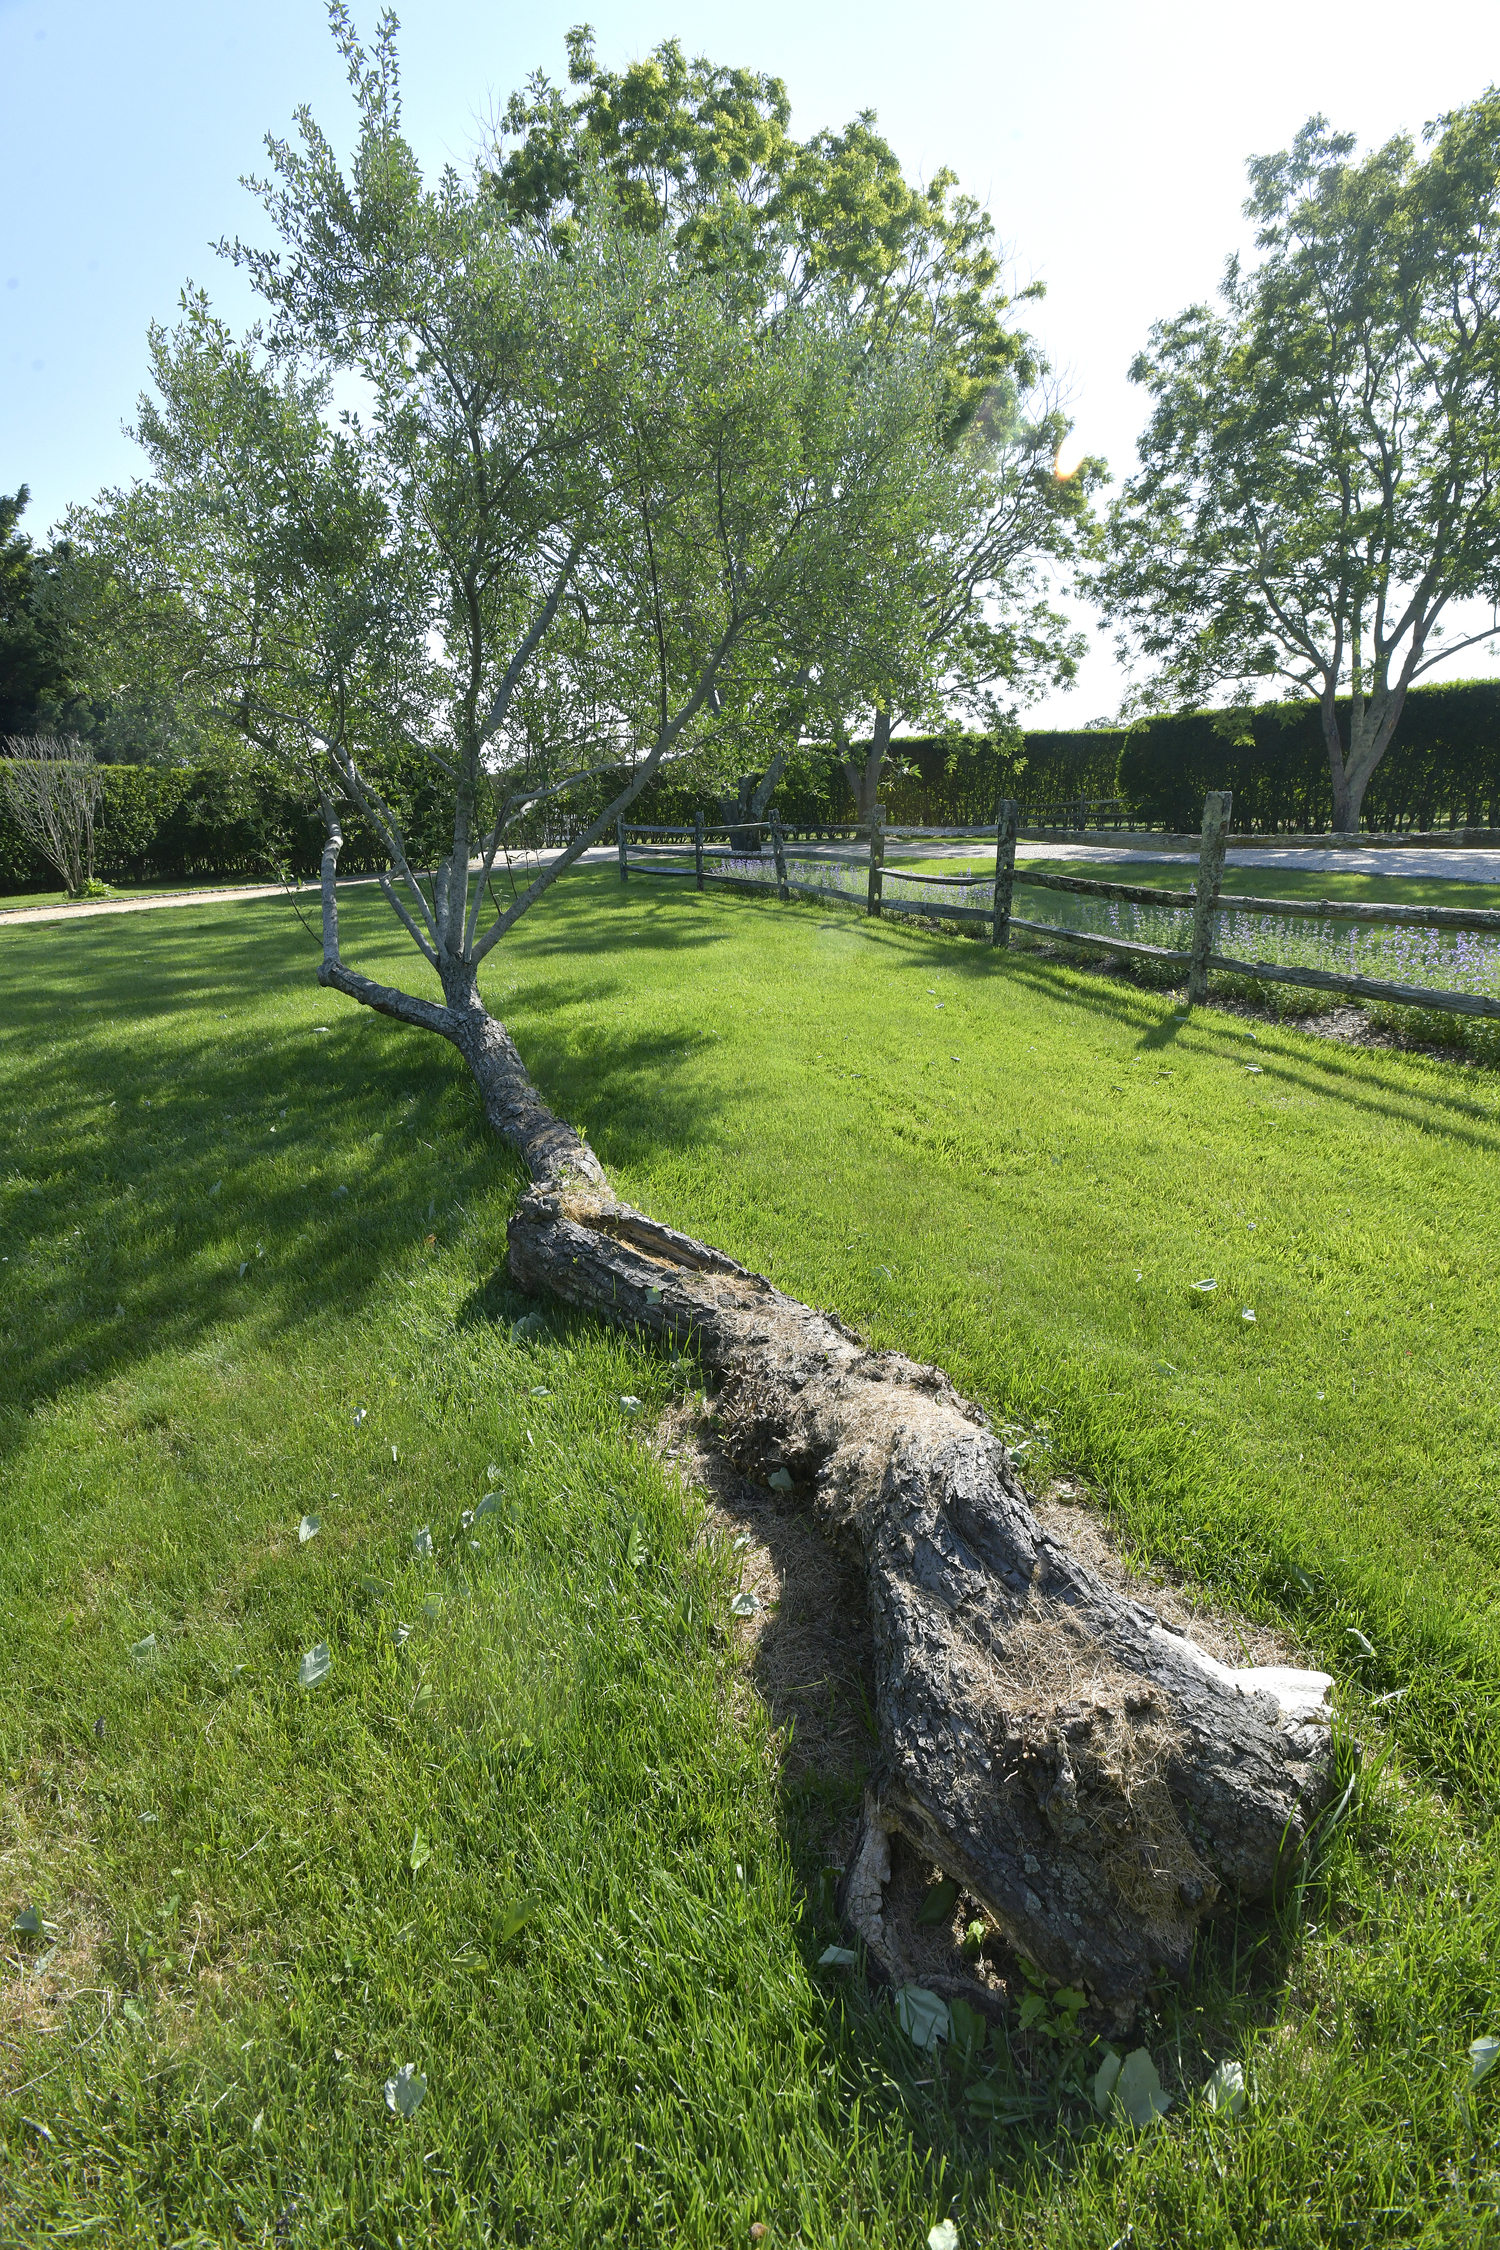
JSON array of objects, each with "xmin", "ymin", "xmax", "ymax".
[{"xmin": 619, "ymin": 791, "xmax": 1500, "ymax": 1022}]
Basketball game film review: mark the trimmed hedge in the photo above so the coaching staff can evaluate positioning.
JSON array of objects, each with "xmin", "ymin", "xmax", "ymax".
[
  {"xmin": 7, "ymin": 676, "xmax": 1497, "ymax": 893},
  {"xmin": 0, "ymin": 753, "xmax": 452, "ymax": 896},
  {"xmin": 1114, "ymin": 681, "xmax": 1500, "ymax": 833}
]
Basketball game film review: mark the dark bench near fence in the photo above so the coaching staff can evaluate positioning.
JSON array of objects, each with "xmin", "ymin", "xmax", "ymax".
[{"xmin": 617, "ymin": 794, "xmax": 1500, "ymax": 1022}]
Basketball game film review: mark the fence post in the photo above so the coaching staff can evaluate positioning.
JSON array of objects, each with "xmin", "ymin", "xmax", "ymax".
[
  {"xmin": 865, "ymin": 806, "xmax": 885, "ymax": 917},
  {"xmin": 991, "ymin": 797, "xmax": 1018, "ymax": 947},
  {"xmin": 770, "ymin": 809, "xmax": 789, "ymax": 901},
  {"xmin": 617, "ymin": 817, "xmax": 628, "ymax": 883},
  {"xmin": 694, "ymin": 809, "xmax": 705, "ymax": 893},
  {"xmin": 1187, "ymin": 788, "xmax": 1232, "ymax": 1003}
]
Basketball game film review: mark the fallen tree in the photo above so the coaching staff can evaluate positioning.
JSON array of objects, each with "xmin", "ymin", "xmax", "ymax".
[
  {"xmin": 484, "ymin": 1041, "xmax": 1335, "ymax": 2015},
  {"xmin": 87, "ymin": 9, "xmax": 1336, "ymax": 2019}
]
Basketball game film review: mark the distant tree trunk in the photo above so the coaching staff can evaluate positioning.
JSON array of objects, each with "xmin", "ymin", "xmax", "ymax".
[
  {"xmin": 1323, "ymin": 672, "xmax": 1411, "ymax": 835},
  {"xmin": 839, "ymin": 709, "xmax": 892, "ymax": 823}
]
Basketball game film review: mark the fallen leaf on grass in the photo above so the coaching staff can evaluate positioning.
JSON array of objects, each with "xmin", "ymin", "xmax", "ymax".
[
  {"xmin": 626, "ymin": 1523, "xmax": 648, "ymax": 1571},
  {"xmin": 298, "ymin": 1515, "xmax": 320, "ymax": 1543},
  {"xmin": 1113, "ymin": 2048, "xmax": 1171, "ymax": 2125},
  {"xmin": 730, "ymin": 1590, "xmax": 760, "ymax": 1618},
  {"xmin": 298, "ymin": 1643, "xmax": 332, "ymax": 1689},
  {"xmin": 474, "ymin": 1493, "xmax": 502, "ymax": 1520},
  {"xmin": 1191, "ymin": 1278, "xmax": 1218, "ymax": 1294},
  {"xmin": 619, "ymin": 1395, "xmax": 643, "ymax": 1415},
  {"xmin": 1205, "ymin": 2058, "xmax": 1247, "ymax": 2114},
  {"xmin": 895, "ymin": 1984, "xmax": 950, "ymax": 2051},
  {"xmin": 384, "ymin": 2063, "xmax": 426, "ymax": 2119},
  {"xmin": 1241, "ymin": 1309, "xmax": 1257, "ymax": 1323},
  {"xmin": 928, "ymin": 2223, "xmax": 959, "ymax": 2250},
  {"xmin": 12, "ymin": 1906, "xmax": 41, "ymax": 1936},
  {"xmin": 130, "ymin": 1634, "xmax": 157, "ymax": 1666},
  {"xmin": 1346, "ymin": 1628, "xmax": 1376, "ymax": 1660},
  {"xmin": 767, "ymin": 1468, "xmax": 794, "ymax": 1492},
  {"xmin": 408, "ymin": 1828, "xmax": 431, "ymax": 1873},
  {"xmin": 818, "ymin": 1945, "xmax": 857, "ymax": 1968},
  {"xmin": 412, "ymin": 1526, "xmax": 433, "ymax": 1558},
  {"xmin": 1469, "ymin": 2035, "xmax": 1500, "ymax": 2087}
]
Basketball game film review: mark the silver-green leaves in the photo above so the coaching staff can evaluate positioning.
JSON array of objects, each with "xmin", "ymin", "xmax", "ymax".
[
  {"xmin": 130, "ymin": 1633, "xmax": 158, "ymax": 1667},
  {"xmin": 1205, "ymin": 2058, "xmax": 1247, "ymax": 2115},
  {"xmin": 730, "ymin": 1590, "xmax": 759, "ymax": 1618},
  {"xmin": 298, "ymin": 1643, "xmax": 332, "ymax": 1688},
  {"xmin": 817, "ymin": 1944, "xmax": 857, "ymax": 1968},
  {"xmin": 1469, "ymin": 2034, "xmax": 1500, "ymax": 2088},
  {"xmin": 384, "ymin": 2063, "xmax": 427, "ymax": 2119},
  {"xmin": 298, "ymin": 1514, "xmax": 320, "ymax": 1543},
  {"xmin": 895, "ymin": 1983, "xmax": 949, "ymax": 2051},
  {"xmin": 412, "ymin": 1526, "xmax": 433, "ymax": 1558},
  {"xmin": 1095, "ymin": 2047, "xmax": 1171, "ymax": 2124}
]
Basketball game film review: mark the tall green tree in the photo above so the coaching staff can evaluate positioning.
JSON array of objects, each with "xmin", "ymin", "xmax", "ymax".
[
  {"xmin": 0, "ymin": 487, "xmax": 73, "ymax": 736},
  {"xmin": 494, "ymin": 28, "xmax": 1100, "ymax": 817},
  {"xmin": 1099, "ymin": 99, "xmax": 1500, "ymax": 832},
  {"xmin": 72, "ymin": 6, "xmax": 954, "ymax": 1055}
]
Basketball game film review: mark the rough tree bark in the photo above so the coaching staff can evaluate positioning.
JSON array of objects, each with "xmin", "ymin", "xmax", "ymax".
[{"xmin": 319, "ymin": 926, "xmax": 1336, "ymax": 2017}]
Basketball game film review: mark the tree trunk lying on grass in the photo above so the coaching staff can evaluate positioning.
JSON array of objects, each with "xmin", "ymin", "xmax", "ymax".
[
  {"xmin": 323, "ymin": 944, "xmax": 1335, "ymax": 2017},
  {"xmin": 394, "ymin": 1009, "xmax": 1334, "ymax": 2021}
]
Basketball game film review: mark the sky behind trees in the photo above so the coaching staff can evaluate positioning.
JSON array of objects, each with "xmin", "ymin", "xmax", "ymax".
[{"xmin": 4, "ymin": 0, "xmax": 1499, "ymax": 725}]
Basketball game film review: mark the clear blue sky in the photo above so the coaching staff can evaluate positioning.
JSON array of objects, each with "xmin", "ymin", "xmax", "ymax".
[{"xmin": 4, "ymin": 0, "xmax": 1498, "ymax": 722}]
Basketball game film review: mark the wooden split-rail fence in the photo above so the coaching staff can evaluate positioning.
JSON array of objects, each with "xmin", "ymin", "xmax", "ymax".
[{"xmin": 617, "ymin": 793, "xmax": 1500, "ymax": 1022}]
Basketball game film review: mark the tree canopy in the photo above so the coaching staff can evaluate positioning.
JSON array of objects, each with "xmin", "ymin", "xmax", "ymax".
[
  {"xmin": 493, "ymin": 26, "xmax": 1101, "ymax": 812},
  {"xmin": 1098, "ymin": 97, "xmax": 1500, "ymax": 831},
  {"xmin": 69, "ymin": 5, "xmax": 959, "ymax": 1018}
]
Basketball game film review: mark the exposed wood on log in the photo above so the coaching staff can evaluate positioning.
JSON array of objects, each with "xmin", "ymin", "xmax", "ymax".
[{"xmin": 484, "ymin": 1029, "xmax": 1336, "ymax": 2019}]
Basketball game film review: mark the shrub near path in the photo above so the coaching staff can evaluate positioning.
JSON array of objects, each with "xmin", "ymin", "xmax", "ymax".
[{"xmin": 1, "ymin": 876, "xmax": 1499, "ymax": 2245}]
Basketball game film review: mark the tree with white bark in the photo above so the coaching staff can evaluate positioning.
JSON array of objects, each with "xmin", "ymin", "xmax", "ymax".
[{"xmin": 1099, "ymin": 99, "xmax": 1500, "ymax": 833}]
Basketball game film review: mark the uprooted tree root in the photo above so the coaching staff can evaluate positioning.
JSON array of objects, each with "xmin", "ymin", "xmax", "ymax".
[{"xmin": 504, "ymin": 1136, "xmax": 1337, "ymax": 2023}]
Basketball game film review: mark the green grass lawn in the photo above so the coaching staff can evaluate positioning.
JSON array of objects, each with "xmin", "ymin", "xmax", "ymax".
[{"xmin": 3, "ymin": 871, "xmax": 1500, "ymax": 2245}]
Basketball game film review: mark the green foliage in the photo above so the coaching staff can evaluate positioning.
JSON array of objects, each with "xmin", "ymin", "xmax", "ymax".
[
  {"xmin": 0, "ymin": 487, "xmax": 72, "ymax": 736},
  {"xmin": 0, "ymin": 752, "xmax": 453, "ymax": 895},
  {"xmin": 1100, "ymin": 98, "xmax": 1500, "ymax": 830},
  {"xmin": 1116, "ymin": 679, "xmax": 1500, "ymax": 833},
  {"xmin": 493, "ymin": 25, "xmax": 1102, "ymax": 783}
]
